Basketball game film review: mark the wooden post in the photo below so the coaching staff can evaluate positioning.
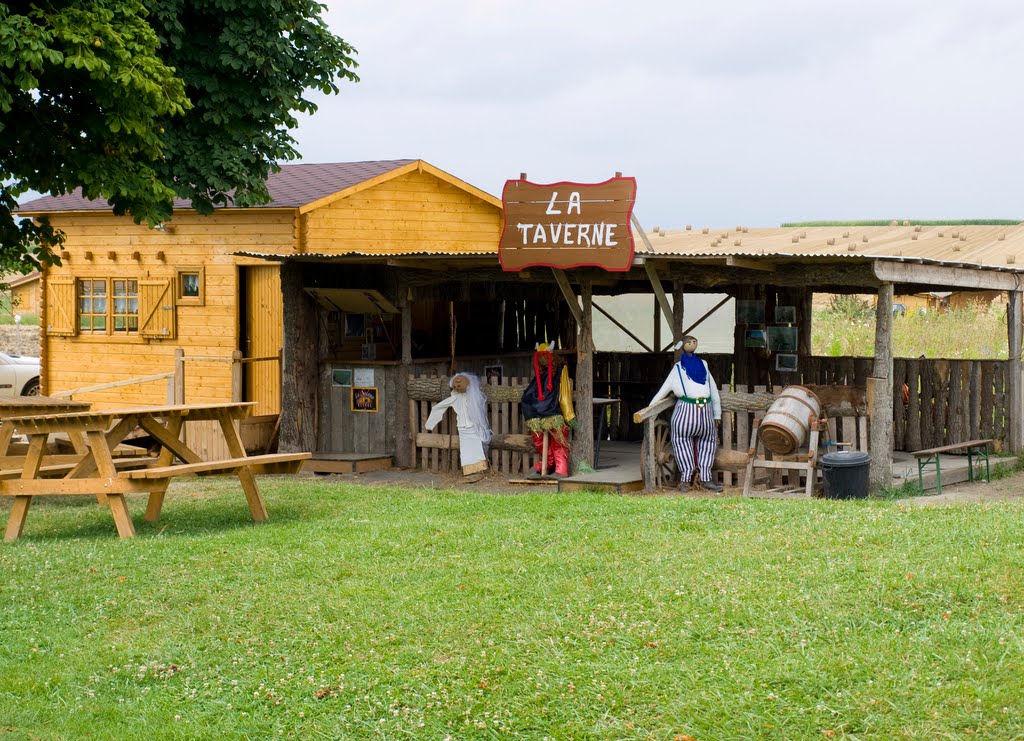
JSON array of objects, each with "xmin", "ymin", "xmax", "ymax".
[
  {"xmin": 541, "ymin": 430, "xmax": 549, "ymax": 476},
  {"xmin": 231, "ymin": 350, "xmax": 243, "ymax": 403},
  {"xmin": 173, "ymin": 348, "xmax": 185, "ymax": 405},
  {"xmin": 1008, "ymin": 289, "xmax": 1023, "ymax": 452},
  {"xmin": 869, "ymin": 282, "xmax": 894, "ymax": 490},
  {"xmin": 672, "ymin": 281, "xmax": 685, "ymax": 362},
  {"xmin": 653, "ymin": 295, "xmax": 662, "ymax": 353},
  {"xmin": 394, "ymin": 283, "xmax": 413, "ymax": 467},
  {"xmin": 575, "ymin": 278, "xmax": 595, "ymax": 468},
  {"xmin": 643, "ymin": 417, "xmax": 656, "ymax": 493},
  {"xmin": 279, "ymin": 262, "xmax": 318, "ymax": 454}
]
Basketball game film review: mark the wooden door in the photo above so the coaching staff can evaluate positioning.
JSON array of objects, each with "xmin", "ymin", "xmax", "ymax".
[{"xmin": 240, "ymin": 265, "xmax": 282, "ymax": 416}]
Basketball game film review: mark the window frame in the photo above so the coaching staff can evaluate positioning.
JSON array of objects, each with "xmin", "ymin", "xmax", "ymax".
[
  {"xmin": 76, "ymin": 277, "xmax": 139, "ymax": 337},
  {"xmin": 176, "ymin": 266, "xmax": 205, "ymax": 306}
]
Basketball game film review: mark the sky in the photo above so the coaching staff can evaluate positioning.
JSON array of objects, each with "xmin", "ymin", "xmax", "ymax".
[{"xmin": 295, "ymin": 0, "xmax": 1024, "ymax": 229}]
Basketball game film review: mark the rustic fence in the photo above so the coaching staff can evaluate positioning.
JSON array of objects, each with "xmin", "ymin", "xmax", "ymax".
[
  {"xmin": 409, "ymin": 375, "xmax": 539, "ymax": 475},
  {"xmin": 595, "ymin": 352, "xmax": 1013, "ymax": 453}
]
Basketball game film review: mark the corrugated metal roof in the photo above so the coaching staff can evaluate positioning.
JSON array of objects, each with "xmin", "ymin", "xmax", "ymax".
[
  {"xmin": 236, "ymin": 250, "xmax": 498, "ymax": 261},
  {"xmin": 16, "ymin": 160, "xmax": 417, "ymax": 212},
  {"xmin": 636, "ymin": 223, "xmax": 1024, "ymax": 270}
]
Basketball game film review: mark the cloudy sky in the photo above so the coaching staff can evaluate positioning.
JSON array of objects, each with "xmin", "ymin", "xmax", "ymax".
[{"xmin": 295, "ymin": 0, "xmax": 1024, "ymax": 228}]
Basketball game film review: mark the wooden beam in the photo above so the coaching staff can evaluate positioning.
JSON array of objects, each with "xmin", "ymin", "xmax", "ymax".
[
  {"xmin": 592, "ymin": 300, "xmax": 653, "ymax": 352},
  {"xmin": 551, "ymin": 269, "xmax": 584, "ymax": 325},
  {"xmin": 575, "ymin": 279, "xmax": 595, "ymax": 468},
  {"xmin": 873, "ymin": 260, "xmax": 1020, "ymax": 291},
  {"xmin": 869, "ymin": 282, "xmax": 894, "ymax": 491},
  {"xmin": 630, "ymin": 213, "xmax": 656, "ymax": 254},
  {"xmin": 726, "ymin": 256, "xmax": 775, "ymax": 272},
  {"xmin": 643, "ymin": 261, "xmax": 675, "ymax": 329},
  {"xmin": 671, "ymin": 281, "xmax": 684, "ymax": 361},
  {"xmin": 1008, "ymin": 290, "xmax": 1023, "ymax": 452},
  {"xmin": 394, "ymin": 282, "xmax": 413, "ymax": 468}
]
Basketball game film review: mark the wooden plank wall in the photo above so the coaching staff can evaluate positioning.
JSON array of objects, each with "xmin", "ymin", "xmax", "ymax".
[
  {"xmin": 301, "ymin": 169, "xmax": 502, "ymax": 255},
  {"xmin": 322, "ymin": 365, "xmax": 399, "ymax": 454},
  {"xmin": 42, "ymin": 211, "xmax": 293, "ymax": 408}
]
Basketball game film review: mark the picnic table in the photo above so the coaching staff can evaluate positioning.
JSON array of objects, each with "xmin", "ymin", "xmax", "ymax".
[
  {"xmin": 0, "ymin": 402, "xmax": 310, "ymax": 541},
  {"xmin": 0, "ymin": 395, "xmax": 94, "ymax": 468}
]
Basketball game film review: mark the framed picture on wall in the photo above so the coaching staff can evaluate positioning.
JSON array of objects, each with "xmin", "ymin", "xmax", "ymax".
[
  {"xmin": 768, "ymin": 325, "xmax": 798, "ymax": 353},
  {"xmin": 344, "ymin": 313, "xmax": 365, "ymax": 338},
  {"xmin": 774, "ymin": 305, "xmax": 797, "ymax": 324},
  {"xmin": 484, "ymin": 365, "xmax": 503, "ymax": 384},
  {"xmin": 776, "ymin": 353, "xmax": 799, "ymax": 372},
  {"xmin": 351, "ymin": 386, "xmax": 379, "ymax": 413},
  {"xmin": 744, "ymin": 329, "xmax": 767, "ymax": 348},
  {"xmin": 332, "ymin": 368, "xmax": 353, "ymax": 386},
  {"xmin": 736, "ymin": 299, "xmax": 765, "ymax": 325}
]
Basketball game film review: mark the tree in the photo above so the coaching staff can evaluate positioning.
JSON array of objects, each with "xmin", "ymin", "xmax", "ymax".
[{"xmin": 0, "ymin": 0, "xmax": 358, "ymax": 273}]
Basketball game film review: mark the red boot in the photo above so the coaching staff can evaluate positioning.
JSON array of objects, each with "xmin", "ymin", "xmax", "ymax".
[{"xmin": 552, "ymin": 435, "xmax": 571, "ymax": 477}]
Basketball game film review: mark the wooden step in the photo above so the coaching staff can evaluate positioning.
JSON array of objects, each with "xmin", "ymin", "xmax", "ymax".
[
  {"xmin": 557, "ymin": 467, "xmax": 644, "ymax": 494},
  {"xmin": 302, "ymin": 453, "xmax": 393, "ymax": 475}
]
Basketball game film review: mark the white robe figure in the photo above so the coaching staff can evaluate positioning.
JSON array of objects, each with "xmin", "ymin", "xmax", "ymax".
[{"xmin": 425, "ymin": 372, "xmax": 493, "ymax": 474}]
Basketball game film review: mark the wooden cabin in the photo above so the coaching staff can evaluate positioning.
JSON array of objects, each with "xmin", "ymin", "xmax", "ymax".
[
  {"xmin": 3, "ymin": 271, "xmax": 41, "ymax": 315},
  {"xmin": 16, "ymin": 160, "xmax": 503, "ymax": 458}
]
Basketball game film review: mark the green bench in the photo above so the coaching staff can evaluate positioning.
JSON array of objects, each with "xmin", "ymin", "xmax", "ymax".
[{"xmin": 911, "ymin": 438, "xmax": 992, "ymax": 494}]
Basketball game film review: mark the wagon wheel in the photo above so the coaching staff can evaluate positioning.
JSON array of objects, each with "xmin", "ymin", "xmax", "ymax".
[{"xmin": 641, "ymin": 418, "xmax": 679, "ymax": 489}]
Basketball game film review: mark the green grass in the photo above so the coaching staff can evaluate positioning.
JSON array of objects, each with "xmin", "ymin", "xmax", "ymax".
[
  {"xmin": 812, "ymin": 301, "xmax": 1008, "ymax": 358},
  {"xmin": 2, "ymin": 480, "xmax": 1023, "ymax": 739}
]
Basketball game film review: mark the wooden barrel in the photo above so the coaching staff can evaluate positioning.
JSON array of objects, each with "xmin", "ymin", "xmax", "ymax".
[{"xmin": 759, "ymin": 385, "xmax": 822, "ymax": 455}]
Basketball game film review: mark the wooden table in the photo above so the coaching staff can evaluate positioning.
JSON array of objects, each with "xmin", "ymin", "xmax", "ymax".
[
  {"xmin": 0, "ymin": 402, "xmax": 310, "ymax": 541},
  {"xmin": 0, "ymin": 395, "xmax": 94, "ymax": 468}
]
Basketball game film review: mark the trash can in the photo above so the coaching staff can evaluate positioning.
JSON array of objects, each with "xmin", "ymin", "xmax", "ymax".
[{"xmin": 820, "ymin": 450, "xmax": 871, "ymax": 499}]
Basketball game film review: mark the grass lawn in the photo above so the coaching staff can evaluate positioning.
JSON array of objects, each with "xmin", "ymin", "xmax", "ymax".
[{"xmin": 2, "ymin": 479, "xmax": 1023, "ymax": 739}]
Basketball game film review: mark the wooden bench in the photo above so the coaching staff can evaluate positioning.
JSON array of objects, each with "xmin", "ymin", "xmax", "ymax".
[
  {"xmin": 124, "ymin": 452, "xmax": 311, "ymax": 479},
  {"xmin": 911, "ymin": 438, "xmax": 992, "ymax": 494},
  {"xmin": 0, "ymin": 456, "xmax": 158, "ymax": 481}
]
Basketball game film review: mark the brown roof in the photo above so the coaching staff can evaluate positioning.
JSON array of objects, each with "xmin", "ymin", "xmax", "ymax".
[{"xmin": 16, "ymin": 160, "xmax": 417, "ymax": 212}]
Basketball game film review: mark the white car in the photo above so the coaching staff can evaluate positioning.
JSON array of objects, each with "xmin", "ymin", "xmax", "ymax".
[{"xmin": 0, "ymin": 352, "xmax": 40, "ymax": 397}]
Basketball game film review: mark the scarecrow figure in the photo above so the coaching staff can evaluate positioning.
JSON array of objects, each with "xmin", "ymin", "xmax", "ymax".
[
  {"xmin": 521, "ymin": 342, "xmax": 576, "ymax": 479},
  {"xmin": 649, "ymin": 335, "xmax": 723, "ymax": 492},
  {"xmin": 425, "ymin": 372, "xmax": 493, "ymax": 477}
]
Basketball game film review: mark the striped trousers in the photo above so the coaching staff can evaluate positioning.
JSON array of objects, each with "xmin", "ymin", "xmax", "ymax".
[{"xmin": 670, "ymin": 399, "xmax": 717, "ymax": 483}]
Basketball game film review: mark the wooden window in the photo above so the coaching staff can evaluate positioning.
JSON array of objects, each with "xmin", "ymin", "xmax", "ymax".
[
  {"xmin": 78, "ymin": 279, "xmax": 108, "ymax": 334},
  {"xmin": 45, "ymin": 276, "xmax": 77, "ymax": 336},
  {"xmin": 139, "ymin": 279, "xmax": 177, "ymax": 339},
  {"xmin": 112, "ymin": 279, "xmax": 139, "ymax": 333},
  {"xmin": 75, "ymin": 278, "xmax": 139, "ymax": 335},
  {"xmin": 176, "ymin": 267, "xmax": 204, "ymax": 306}
]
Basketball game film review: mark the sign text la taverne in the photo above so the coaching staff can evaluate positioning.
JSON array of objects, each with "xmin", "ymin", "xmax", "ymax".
[{"xmin": 499, "ymin": 175, "xmax": 637, "ymax": 272}]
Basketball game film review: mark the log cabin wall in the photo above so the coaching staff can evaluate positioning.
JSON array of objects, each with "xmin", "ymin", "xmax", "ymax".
[
  {"xmin": 300, "ymin": 168, "xmax": 501, "ymax": 255},
  {"xmin": 41, "ymin": 210, "xmax": 292, "ymax": 409}
]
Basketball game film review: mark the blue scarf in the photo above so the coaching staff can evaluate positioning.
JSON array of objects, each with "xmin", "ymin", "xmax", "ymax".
[{"xmin": 678, "ymin": 352, "xmax": 707, "ymax": 385}]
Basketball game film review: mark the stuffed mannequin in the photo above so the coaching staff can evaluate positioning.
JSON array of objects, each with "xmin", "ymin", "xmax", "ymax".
[
  {"xmin": 425, "ymin": 372, "xmax": 493, "ymax": 477},
  {"xmin": 649, "ymin": 335, "xmax": 723, "ymax": 492},
  {"xmin": 520, "ymin": 341, "xmax": 576, "ymax": 479}
]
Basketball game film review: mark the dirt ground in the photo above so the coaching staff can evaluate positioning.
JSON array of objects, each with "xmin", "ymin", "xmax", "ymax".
[{"xmin": 305, "ymin": 465, "xmax": 1024, "ymax": 505}]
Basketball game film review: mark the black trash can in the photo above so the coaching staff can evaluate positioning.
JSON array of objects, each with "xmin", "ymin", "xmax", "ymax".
[{"xmin": 820, "ymin": 450, "xmax": 871, "ymax": 499}]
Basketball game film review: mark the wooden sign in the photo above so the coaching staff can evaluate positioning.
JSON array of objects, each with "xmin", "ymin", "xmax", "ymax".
[{"xmin": 499, "ymin": 176, "xmax": 637, "ymax": 272}]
